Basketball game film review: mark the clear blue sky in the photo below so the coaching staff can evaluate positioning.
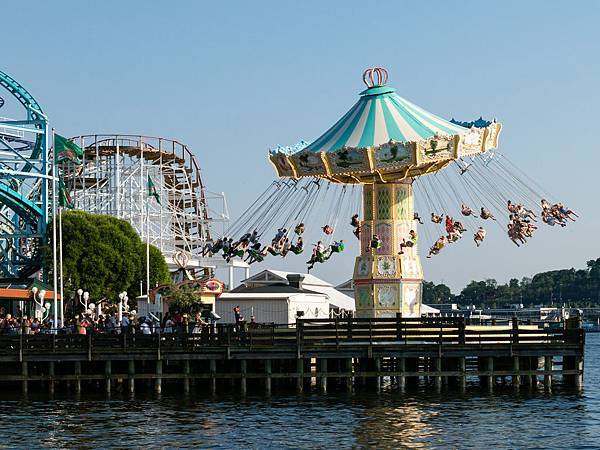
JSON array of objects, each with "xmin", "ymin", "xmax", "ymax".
[{"xmin": 3, "ymin": 0, "xmax": 599, "ymax": 291}]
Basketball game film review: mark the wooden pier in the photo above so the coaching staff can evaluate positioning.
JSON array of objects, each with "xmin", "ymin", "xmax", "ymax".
[{"xmin": 0, "ymin": 317, "xmax": 584, "ymax": 395}]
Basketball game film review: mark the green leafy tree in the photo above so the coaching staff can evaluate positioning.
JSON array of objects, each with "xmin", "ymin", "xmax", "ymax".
[
  {"xmin": 163, "ymin": 285, "xmax": 204, "ymax": 314},
  {"xmin": 422, "ymin": 281, "xmax": 453, "ymax": 304},
  {"xmin": 47, "ymin": 211, "xmax": 170, "ymax": 303}
]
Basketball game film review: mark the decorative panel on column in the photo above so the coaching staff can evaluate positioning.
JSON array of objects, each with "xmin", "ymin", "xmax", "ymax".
[{"xmin": 375, "ymin": 222, "xmax": 393, "ymax": 254}]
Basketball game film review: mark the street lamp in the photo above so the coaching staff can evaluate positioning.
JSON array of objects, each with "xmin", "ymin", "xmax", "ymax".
[
  {"xmin": 83, "ymin": 291, "xmax": 89, "ymax": 312},
  {"xmin": 118, "ymin": 291, "xmax": 128, "ymax": 324},
  {"xmin": 41, "ymin": 302, "xmax": 51, "ymax": 321},
  {"xmin": 31, "ymin": 287, "xmax": 47, "ymax": 320}
]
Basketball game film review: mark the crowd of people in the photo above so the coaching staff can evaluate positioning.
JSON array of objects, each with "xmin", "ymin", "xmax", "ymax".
[{"xmin": 0, "ymin": 307, "xmax": 214, "ymax": 336}]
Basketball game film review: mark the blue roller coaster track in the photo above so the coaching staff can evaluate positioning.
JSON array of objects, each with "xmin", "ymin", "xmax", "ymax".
[{"xmin": 0, "ymin": 70, "xmax": 49, "ymax": 280}]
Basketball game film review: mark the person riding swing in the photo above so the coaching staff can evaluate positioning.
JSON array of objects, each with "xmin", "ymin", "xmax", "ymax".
[
  {"xmin": 294, "ymin": 223, "xmax": 305, "ymax": 235},
  {"xmin": 280, "ymin": 238, "xmax": 292, "ymax": 257},
  {"xmin": 322, "ymin": 225, "xmax": 334, "ymax": 235},
  {"xmin": 330, "ymin": 240, "xmax": 345, "ymax": 254},
  {"xmin": 431, "ymin": 213, "xmax": 443, "ymax": 224},
  {"xmin": 370, "ymin": 234, "xmax": 382, "ymax": 251},
  {"xmin": 289, "ymin": 236, "xmax": 304, "ymax": 254},
  {"xmin": 461, "ymin": 204, "xmax": 477, "ymax": 217},
  {"xmin": 480, "ymin": 207, "xmax": 496, "ymax": 221},
  {"xmin": 399, "ymin": 230, "xmax": 418, "ymax": 255},
  {"xmin": 473, "ymin": 226, "xmax": 486, "ymax": 247},
  {"xmin": 427, "ymin": 236, "xmax": 447, "ymax": 258},
  {"xmin": 353, "ymin": 224, "xmax": 361, "ymax": 240},
  {"xmin": 351, "ymin": 214, "xmax": 361, "ymax": 240},
  {"xmin": 307, "ymin": 241, "xmax": 326, "ymax": 272},
  {"xmin": 245, "ymin": 242, "xmax": 267, "ymax": 264}
]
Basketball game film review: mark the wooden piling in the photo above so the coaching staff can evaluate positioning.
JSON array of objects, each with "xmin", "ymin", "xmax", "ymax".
[
  {"xmin": 512, "ymin": 356, "xmax": 521, "ymax": 388},
  {"xmin": 398, "ymin": 357, "xmax": 406, "ymax": 391},
  {"xmin": 183, "ymin": 360, "xmax": 191, "ymax": 394},
  {"xmin": 296, "ymin": 358, "xmax": 304, "ymax": 393},
  {"xmin": 265, "ymin": 359, "xmax": 272, "ymax": 395},
  {"xmin": 319, "ymin": 359, "xmax": 328, "ymax": 393},
  {"xmin": 75, "ymin": 361, "xmax": 82, "ymax": 393},
  {"xmin": 434, "ymin": 358, "xmax": 442, "ymax": 391},
  {"xmin": 240, "ymin": 360, "xmax": 247, "ymax": 396},
  {"xmin": 459, "ymin": 357, "xmax": 466, "ymax": 391},
  {"xmin": 574, "ymin": 356, "xmax": 584, "ymax": 389},
  {"xmin": 21, "ymin": 361, "xmax": 28, "ymax": 395},
  {"xmin": 345, "ymin": 358, "xmax": 353, "ymax": 392},
  {"xmin": 128, "ymin": 360, "xmax": 135, "ymax": 394},
  {"xmin": 544, "ymin": 356, "xmax": 552, "ymax": 389},
  {"xmin": 486, "ymin": 357, "xmax": 494, "ymax": 391},
  {"xmin": 48, "ymin": 361, "xmax": 55, "ymax": 395},
  {"xmin": 155, "ymin": 360, "xmax": 162, "ymax": 394},
  {"xmin": 105, "ymin": 360, "xmax": 112, "ymax": 394},
  {"xmin": 210, "ymin": 359, "xmax": 217, "ymax": 395}
]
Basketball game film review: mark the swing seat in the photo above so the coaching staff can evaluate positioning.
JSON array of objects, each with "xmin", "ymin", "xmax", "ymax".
[
  {"xmin": 268, "ymin": 248, "xmax": 281, "ymax": 256},
  {"xmin": 291, "ymin": 247, "xmax": 303, "ymax": 255}
]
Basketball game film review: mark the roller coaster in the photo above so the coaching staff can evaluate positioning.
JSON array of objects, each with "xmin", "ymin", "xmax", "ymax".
[
  {"xmin": 65, "ymin": 134, "xmax": 229, "ymax": 269},
  {"xmin": 0, "ymin": 71, "xmax": 243, "ymax": 287},
  {"xmin": 0, "ymin": 70, "xmax": 49, "ymax": 281}
]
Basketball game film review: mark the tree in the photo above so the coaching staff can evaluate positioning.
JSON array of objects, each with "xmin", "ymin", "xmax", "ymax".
[
  {"xmin": 163, "ymin": 284, "xmax": 204, "ymax": 314},
  {"xmin": 422, "ymin": 281, "xmax": 453, "ymax": 304},
  {"xmin": 47, "ymin": 211, "xmax": 171, "ymax": 302}
]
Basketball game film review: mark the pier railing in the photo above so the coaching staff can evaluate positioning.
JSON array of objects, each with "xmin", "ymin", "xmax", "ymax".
[{"xmin": 0, "ymin": 317, "xmax": 583, "ymax": 358}]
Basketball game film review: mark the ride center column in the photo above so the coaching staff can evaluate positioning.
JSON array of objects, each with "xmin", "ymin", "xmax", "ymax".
[{"xmin": 353, "ymin": 179, "xmax": 423, "ymax": 318}]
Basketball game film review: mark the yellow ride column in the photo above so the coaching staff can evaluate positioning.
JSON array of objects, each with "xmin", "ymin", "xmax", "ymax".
[{"xmin": 353, "ymin": 180, "xmax": 423, "ymax": 318}]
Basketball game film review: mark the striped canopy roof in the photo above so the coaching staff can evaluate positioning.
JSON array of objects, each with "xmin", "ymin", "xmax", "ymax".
[{"xmin": 305, "ymin": 84, "xmax": 468, "ymax": 153}]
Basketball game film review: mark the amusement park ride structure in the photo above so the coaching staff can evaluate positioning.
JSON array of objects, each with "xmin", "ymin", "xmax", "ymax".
[
  {"xmin": 65, "ymin": 134, "xmax": 246, "ymax": 284},
  {"xmin": 0, "ymin": 70, "xmax": 50, "ymax": 281},
  {"xmin": 269, "ymin": 68, "xmax": 502, "ymax": 318},
  {"xmin": 0, "ymin": 69, "xmax": 245, "ymax": 298}
]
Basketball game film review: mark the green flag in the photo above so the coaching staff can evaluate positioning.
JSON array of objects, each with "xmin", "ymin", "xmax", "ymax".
[
  {"xmin": 147, "ymin": 174, "xmax": 160, "ymax": 205},
  {"xmin": 58, "ymin": 178, "xmax": 74, "ymax": 209},
  {"xmin": 54, "ymin": 134, "xmax": 83, "ymax": 164}
]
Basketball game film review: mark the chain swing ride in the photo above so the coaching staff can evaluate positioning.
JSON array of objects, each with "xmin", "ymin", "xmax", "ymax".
[{"xmin": 210, "ymin": 68, "xmax": 576, "ymax": 318}]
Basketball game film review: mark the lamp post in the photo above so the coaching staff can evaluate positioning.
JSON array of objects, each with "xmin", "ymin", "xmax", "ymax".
[
  {"xmin": 31, "ymin": 287, "xmax": 47, "ymax": 320},
  {"xmin": 41, "ymin": 302, "xmax": 51, "ymax": 322},
  {"xmin": 77, "ymin": 288, "xmax": 83, "ymax": 316},
  {"xmin": 31, "ymin": 286, "xmax": 38, "ymax": 319},
  {"xmin": 118, "ymin": 291, "xmax": 128, "ymax": 324},
  {"xmin": 83, "ymin": 291, "xmax": 89, "ymax": 313}
]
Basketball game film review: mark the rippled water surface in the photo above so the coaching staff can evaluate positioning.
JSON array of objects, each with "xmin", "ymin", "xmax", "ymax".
[{"xmin": 1, "ymin": 335, "xmax": 599, "ymax": 449}]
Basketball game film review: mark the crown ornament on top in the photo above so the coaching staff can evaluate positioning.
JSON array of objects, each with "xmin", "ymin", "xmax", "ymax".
[{"xmin": 362, "ymin": 67, "xmax": 388, "ymax": 88}]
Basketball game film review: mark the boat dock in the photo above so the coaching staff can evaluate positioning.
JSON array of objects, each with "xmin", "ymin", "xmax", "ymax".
[{"xmin": 0, "ymin": 317, "xmax": 584, "ymax": 395}]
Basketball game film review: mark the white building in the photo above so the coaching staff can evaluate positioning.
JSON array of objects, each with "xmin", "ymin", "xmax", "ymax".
[{"xmin": 216, "ymin": 270, "xmax": 355, "ymax": 324}]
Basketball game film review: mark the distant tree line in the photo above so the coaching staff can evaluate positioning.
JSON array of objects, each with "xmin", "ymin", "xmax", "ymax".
[{"xmin": 423, "ymin": 258, "xmax": 600, "ymax": 308}]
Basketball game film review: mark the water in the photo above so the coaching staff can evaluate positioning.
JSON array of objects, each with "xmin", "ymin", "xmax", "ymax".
[{"xmin": 1, "ymin": 336, "xmax": 599, "ymax": 449}]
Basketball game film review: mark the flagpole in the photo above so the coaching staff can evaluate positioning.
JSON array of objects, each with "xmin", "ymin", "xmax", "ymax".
[
  {"xmin": 146, "ymin": 200, "xmax": 150, "ymax": 302},
  {"xmin": 51, "ymin": 129, "xmax": 58, "ymax": 331},
  {"xmin": 58, "ymin": 204, "xmax": 64, "ymax": 328}
]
